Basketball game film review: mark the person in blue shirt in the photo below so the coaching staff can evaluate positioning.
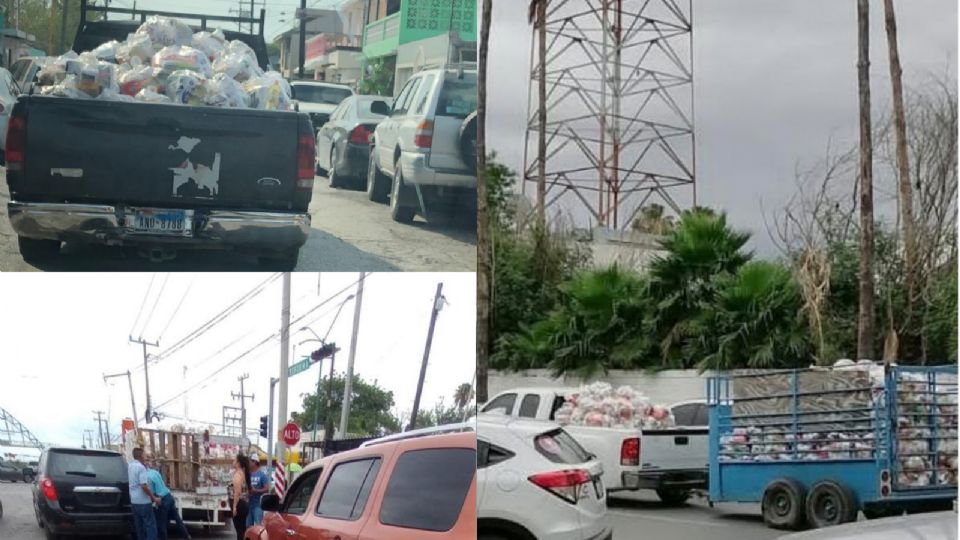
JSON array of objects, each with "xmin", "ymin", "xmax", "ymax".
[
  {"xmin": 129, "ymin": 448, "xmax": 160, "ymax": 540},
  {"xmin": 246, "ymin": 454, "xmax": 270, "ymax": 527},
  {"xmin": 147, "ymin": 464, "xmax": 192, "ymax": 540}
]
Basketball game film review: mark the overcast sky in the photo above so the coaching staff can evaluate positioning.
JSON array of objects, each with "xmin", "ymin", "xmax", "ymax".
[
  {"xmin": 486, "ymin": 0, "xmax": 958, "ymax": 254},
  {"xmin": 0, "ymin": 272, "xmax": 475, "ymax": 459}
]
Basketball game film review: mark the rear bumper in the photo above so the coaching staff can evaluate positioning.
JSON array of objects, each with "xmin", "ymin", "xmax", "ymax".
[
  {"xmin": 38, "ymin": 501, "xmax": 131, "ymax": 536},
  {"xmin": 9, "ymin": 202, "xmax": 311, "ymax": 251},
  {"xmin": 398, "ymin": 152, "xmax": 476, "ymax": 188},
  {"xmin": 339, "ymin": 143, "xmax": 371, "ymax": 177},
  {"xmin": 626, "ymin": 469, "xmax": 708, "ymax": 491}
]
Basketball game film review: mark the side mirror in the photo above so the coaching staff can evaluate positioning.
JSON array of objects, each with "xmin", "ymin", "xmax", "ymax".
[
  {"xmin": 370, "ymin": 100, "xmax": 390, "ymax": 116},
  {"xmin": 260, "ymin": 494, "xmax": 281, "ymax": 512}
]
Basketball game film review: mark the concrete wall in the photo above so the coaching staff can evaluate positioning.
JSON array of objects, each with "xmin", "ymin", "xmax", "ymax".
[{"xmin": 488, "ymin": 369, "xmax": 715, "ymax": 405}]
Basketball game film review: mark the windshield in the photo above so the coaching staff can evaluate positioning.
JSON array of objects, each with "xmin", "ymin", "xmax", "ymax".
[
  {"xmin": 48, "ymin": 451, "xmax": 126, "ymax": 482},
  {"xmin": 436, "ymin": 75, "xmax": 477, "ymax": 119},
  {"xmin": 292, "ymin": 84, "xmax": 352, "ymax": 105}
]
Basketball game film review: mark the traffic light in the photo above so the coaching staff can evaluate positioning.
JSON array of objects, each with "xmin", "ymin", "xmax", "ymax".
[
  {"xmin": 259, "ymin": 415, "xmax": 269, "ymax": 438},
  {"xmin": 310, "ymin": 342, "xmax": 339, "ymax": 362}
]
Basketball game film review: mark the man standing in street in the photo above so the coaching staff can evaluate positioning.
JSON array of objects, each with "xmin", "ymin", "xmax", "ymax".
[
  {"xmin": 147, "ymin": 463, "xmax": 192, "ymax": 540},
  {"xmin": 129, "ymin": 448, "xmax": 160, "ymax": 540},
  {"xmin": 246, "ymin": 454, "xmax": 270, "ymax": 527}
]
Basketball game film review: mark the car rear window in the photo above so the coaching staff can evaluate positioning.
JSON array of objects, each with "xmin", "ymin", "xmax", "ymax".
[
  {"xmin": 292, "ymin": 84, "xmax": 352, "ymax": 105},
  {"xmin": 436, "ymin": 76, "xmax": 477, "ymax": 119},
  {"xmin": 48, "ymin": 451, "xmax": 126, "ymax": 482},
  {"xmin": 534, "ymin": 429, "xmax": 593, "ymax": 464},
  {"xmin": 379, "ymin": 448, "xmax": 475, "ymax": 532},
  {"xmin": 359, "ymin": 99, "xmax": 391, "ymax": 119},
  {"xmin": 316, "ymin": 458, "xmax": 381, "ymax": 521}
]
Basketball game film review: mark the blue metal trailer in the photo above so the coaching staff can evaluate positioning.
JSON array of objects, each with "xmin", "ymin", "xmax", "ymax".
[{"xmin": 707, "ymin": 365, "xmax": 958, "ymax": 530}]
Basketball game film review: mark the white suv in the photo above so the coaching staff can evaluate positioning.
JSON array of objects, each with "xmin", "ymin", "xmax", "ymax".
[
  {"xmin": 478, "ymin": 414, "xmax": 613, "ymax": 540},
  {"xmin": 367, "ymin": 66, "xmax": 477, "ymax": 222}
]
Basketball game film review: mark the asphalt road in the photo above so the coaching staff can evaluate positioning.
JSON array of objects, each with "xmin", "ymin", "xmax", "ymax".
[
  {"xmin": 0, "ymin": 170, "xmax": 476, "ymax": 272},
  {"xmin": 0, "ymin": 480, "xmax": 234, "ymax": 539},
  {"xmin": 607, "ymin": 491, "xmax": 788, "ymax": 540}
]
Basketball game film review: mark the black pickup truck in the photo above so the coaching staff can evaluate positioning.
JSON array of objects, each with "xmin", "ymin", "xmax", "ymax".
[{"xmin": 6, "ymin": 1, "xmax": 315, "ymax": 268}]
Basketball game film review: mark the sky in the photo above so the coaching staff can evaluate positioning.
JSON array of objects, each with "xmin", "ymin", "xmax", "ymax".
[
  {"xmin": 0, "ymin": 272, "xmax": 475, "ymax": 458},
  {"xmin": 108, "ymin": 0, "xmax": 349, "ymax": 42},
  {"xmin": 486, "ymin": 0, "xmax": 958, "ymax": 254}
]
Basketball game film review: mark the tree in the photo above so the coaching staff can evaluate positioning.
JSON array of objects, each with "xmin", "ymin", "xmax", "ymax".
[
  {"xmin": 453, "ymin": 383, "xmax": 474, "ymax": 411},
  {"xmin": 632, "ymin": 204, "xmax": 676, "ymax": 235},
  {"xmin": 291, "ymin": 375, "xmax": 400, "ymax": 437},
  {"xmin": 477, "ymin": 0, "xmax": 493, "ymax": 403},
  {"xmin": 856, "ymin": 0, "xmax": 876, "ymax": 360},
  {"xmin": 881, "ymin": 0, "xmax": 919, "ymax": 360},
  {"xmin": 357, "ymin": 56, "xmax": 396, "ymax": 96}
]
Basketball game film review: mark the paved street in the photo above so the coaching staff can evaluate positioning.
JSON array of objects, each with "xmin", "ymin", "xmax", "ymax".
[
  {"xmin": 0, "ymin": 170, "xmax": 476, "ymax": 272},
  {"xmin": 0, "ymin": 481, "xmax": 235, "ymax": 539},
  {"xmin": 607, "ymin": 491, "xmax": 786, "ymax": 540}
]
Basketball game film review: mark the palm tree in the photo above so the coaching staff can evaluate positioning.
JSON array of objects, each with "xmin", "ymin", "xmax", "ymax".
[
  {"xmin": 477, "ymin": 0, "xmax": 493, "ymax": 403},
  {"xmin": 856, "ymin": 0, "xmax": 876, "ymax": 360},
  {"xmin": 881, "ymin": 0, "xmax": 917, "ymax": 360},
  {"xmin": 529, "ymin": 0, "xmax": 548, "ymax": 228},
  {"xmin": 453, "ymin": 383, "xmax": 475, "ymax": 411}
]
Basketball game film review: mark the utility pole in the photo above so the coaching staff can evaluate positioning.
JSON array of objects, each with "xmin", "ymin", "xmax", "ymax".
[
  {"xmin": 277, "ymin": 273, "xmax": 292, "ymax": 462},
  {"xmin": 408, "ymin": 283, "xmax": 445, "ymax": 431},
  {"xmin": 267, "ymin": 377, "xmax": 278, "ymax": 469},
  {"xmin": 339, "ymin": 273, "xmax": 365, "ymax": 438},
  {"xmin": 298, "ymin": 0, "xmax": 306, "ymax": 78},
  {"xmin": 323, "ymin": 350, "xmax": 336, "ymax": 449},
  {"xmin": 232, "ymin": 374, "xmax": 254, "ymax": 437},
  {"xmin": 129, "ymin": 336, "xmax": 159, "ymax": 424},
  {"xmin": 93, "ymin": 411, "xmax": 106, "ymax": 448},
  {"xmin": 84, "ymin": 429, "xmax": 94, "ymax": 449},
  {"xmin": 104, "ymin": 371, "xmax": 139, "ymax": 429}
]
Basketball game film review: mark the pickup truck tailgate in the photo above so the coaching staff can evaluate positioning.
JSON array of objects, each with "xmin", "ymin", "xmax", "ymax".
[
  {"xmin": 641, "ymin": 428, "xmax": 709, "ymax": 472},
  {"xmin": 11, "ymin": 96, "xmax": 307, "ymax": 211}
]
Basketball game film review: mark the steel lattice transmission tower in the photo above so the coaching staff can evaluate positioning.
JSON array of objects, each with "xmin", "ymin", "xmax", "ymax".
[
  {"xmin": 0, "ymin": 406, "xmax": 44, "ymax": 449},
  {"xmin": 522, "ymin": 0, "xmax": 695, "ymax": 230}
]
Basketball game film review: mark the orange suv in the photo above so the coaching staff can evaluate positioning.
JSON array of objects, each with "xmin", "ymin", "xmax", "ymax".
[{"xmin": 245, "ymin": 425, "xmax": 476, "ymax": 540}]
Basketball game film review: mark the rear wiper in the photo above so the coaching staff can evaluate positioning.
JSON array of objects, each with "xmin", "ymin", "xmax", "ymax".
[{"xmin": 64, "ymin": 471, "xmax": 97, "ymax": 477}]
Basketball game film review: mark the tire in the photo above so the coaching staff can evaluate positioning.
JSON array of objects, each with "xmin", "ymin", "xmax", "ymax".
[
  {"xmin": 17, "ymin": 237, "xmax": 60, "ymax": 262},
  {"xmin": 761, "ymin": 477, "xmax": 807, "ymax": 530},
  {"xmin": 329, "ymin": 148, "xmax": 344, "ymax": 188},
  {"xmin": 390, "ymin": 163, "xmax": 417, "ymax": 223},
  {"xmin": 806, "ymin": 480, "xmax": 858, "ymax": 528},
  {"xmin": 459, "ymin": 111, "xmax": 478, "ymax": 174},
  {"xmin": 656, "ymin": 487, "xmax": 691, "ymax": 506},
  {"xmin": 45, "ymin": 525, "xmax": 59, "ymax": 540},
  {"xmin": 366, "ymin": 149, "xmax": 389, "ymax": 203},
  {"xmin": 23, "ymin": 473, "xmax": 33, "ymax": 483},
  {"xmin": 0, "ymin": 498, "xmax": 4, "ymax": 519}
]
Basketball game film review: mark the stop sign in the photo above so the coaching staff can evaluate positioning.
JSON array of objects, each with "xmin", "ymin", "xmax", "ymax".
[{"xmin": 282, "ymin": 422, "xmax": 301, "ymax": 446}]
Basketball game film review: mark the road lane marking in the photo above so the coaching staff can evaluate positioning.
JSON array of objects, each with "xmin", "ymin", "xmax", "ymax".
[{"xmin": 606, "ymin": 509, "xmax": 733, "ymax": 527}]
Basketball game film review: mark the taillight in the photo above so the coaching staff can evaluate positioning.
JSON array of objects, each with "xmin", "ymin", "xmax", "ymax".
[
  {"xmin": 349, "ymin": 125, "xmax": 373, "ymax": 145},
  {"xmin": 621, "ymin": 437, "xmax": 640, "ymax": 466},
  {"xmin": 528, "ymin": 469, "xmax": 591, "ymax": 504},
  {"xmin": 6, "ymin": 114, "xmax": 25, "ymax": 171},
  {"xmin": 413, "ymin": 119, "xmax": 434, "ymax": 148},
  {"xmin": 40, "ymin": 477, "xmax": 57, "ymax": 501},
  {"xmin": 297, "ymin": 131, "xmax": 315, "ymax": 187}
]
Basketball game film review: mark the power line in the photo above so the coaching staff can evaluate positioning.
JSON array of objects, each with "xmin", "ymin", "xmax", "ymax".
[
  {"xmin": 130, "ymin": 274, "xmax": 156, "ymax": 337},
  {"xmin": 153, "ymin": 274, "xmax": 367, "ymax": 410},
  {"xmin": 139, "ymin": 273, "xmax": 170, "ymax": 340},
  {"xmin": 156, "ymin": 277, "xmax": 194, "ymax": 342}
]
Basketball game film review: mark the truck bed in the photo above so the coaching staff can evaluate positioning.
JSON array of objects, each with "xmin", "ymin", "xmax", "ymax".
[{"xmin": 8, "ymin": 96, "xmax": 310, "ymax": 212}]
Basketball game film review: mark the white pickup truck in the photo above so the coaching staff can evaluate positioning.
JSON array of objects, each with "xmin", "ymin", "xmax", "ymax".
[{"xmin": 481, "ymin": 387, "xmax": 709, "ymax": 504}]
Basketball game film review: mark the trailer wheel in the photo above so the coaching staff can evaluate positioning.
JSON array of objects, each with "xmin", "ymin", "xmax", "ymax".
[
  {"xmin": 762, "ymin": 478, "xmax": 807, "ymax": 530},
  {"xmin": 806, "ymin": 480, "xmax": 857, "ymax": 528}
]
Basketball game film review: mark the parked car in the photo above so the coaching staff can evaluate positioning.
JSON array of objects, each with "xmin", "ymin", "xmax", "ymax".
[
  {"xmin": 481, "ymin": 387, "xmax": 709, "ymax": 504},
  {"xmin": 670, "ymin": 399, "xmax": 708, "ymax": 427},
  {"xmin": 290, "ymin": 80, "xmax": 355, "ymax": 131},
  {"xmin": 777, "ymin": 510, "xmax": 957, "ymax": 540},
  {"xmin": 246, "ymin": 424, "xmax": 476, "ymax": 539},
  {"xmin": 315, "ymin": 94, "xmax": 393, "ymax": 188},
  {"xmin": 0, "ymin": 462, "xmax": 26, "ymax": 482},
  {"xmin": 478, "ymin": 414, "xmax": 612, "ymax": 540},
  {"xmin": 32, "ymin": 447, "xmax": 132, "ymax": 538},
  {"xmin": 9, "ymin": 56, "xmax": 47, "ymax": 95},
  {"xmin": 7, "ymin": 4, "xmax": 315, "ymax": 268},
  {"xmin": 367, "ymin": 65, "xmax": 477, "ymax": 222}
]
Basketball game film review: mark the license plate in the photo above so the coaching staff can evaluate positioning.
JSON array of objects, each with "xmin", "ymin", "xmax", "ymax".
[{"xmin": 132, "ymin": 209, "xmax": 191, "ymax": 236}]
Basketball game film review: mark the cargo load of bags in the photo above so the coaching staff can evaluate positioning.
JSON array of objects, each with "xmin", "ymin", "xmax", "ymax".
[
  {"xmin": 36, "ymin": 16, "xmax": 291, "ymax": 111},
  {"xmin": 552, "ymin": 381, "xmax": 677, "ymax": 430}
]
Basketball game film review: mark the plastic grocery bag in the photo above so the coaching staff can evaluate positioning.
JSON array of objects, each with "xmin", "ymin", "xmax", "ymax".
[
  {"xmin": 117, "ymin": 33, "xmax": 154, "ymax": 64},
  {"xmin": 192, "ymin": 30, "xmax": 227, "ymax": 62},
  {"xmin": 244, "ymin": 72, "xmax": 291, "ymax": 111},
  {"xmin": 165, "ymin": 70, "xmax": 207, "ymax": 106},
  {"xmin": 135, "ymin": 88, "xmax": 172, "ymax": 103},
  {"xmin": 37, "ymin": 51, "xmax": 78, "ymax": 86},
  {"xmin": 92, "ymin": 40, "xmax": 122, "ymax": 63},
  {"xmin": 152, "ymin": 46, "xmax": 213, "ymax": 77},
  {"xmin": 204, "ymin": 73, "xmax": 249, "ymax": 108},
  {"xmin": 136, "ymin": 16, "xmax": 193, "ymax": 48},
  {"xmin": 212, "ymin": 51, "xmax": 262, "ymax": 83},
  {"xmin": 119, "ymin": 65, "xmax": 162, "ymax": 97}
]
